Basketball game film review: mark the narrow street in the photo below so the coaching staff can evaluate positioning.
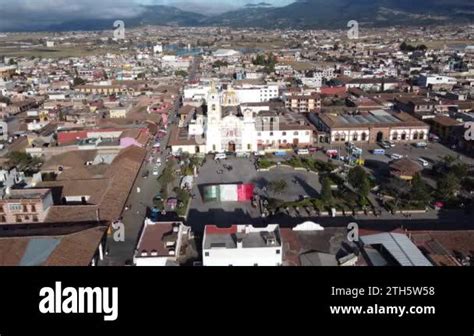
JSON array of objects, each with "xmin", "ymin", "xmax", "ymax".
[{"xmin": 100, "ymin": 97, "xmax": 181, "ymax": 266}]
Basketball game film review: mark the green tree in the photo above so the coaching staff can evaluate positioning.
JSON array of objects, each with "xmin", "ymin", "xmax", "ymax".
[
  {"xmin": 7, "ymin": 152, "xmax": 42, "ymax": 172},
  {"xmin": 348, "ymin": 166, "xmax": 367, "ymax": 190},
  {"xmin": 321, "ymin": 177, "xmax": 333, "ymax": 204},
  {"xmin": 410, "ymin": 173, "xmax": 430, "ymax": 204},
  {"xmin": 73, "ymin": 77, "xmax": 86, "ymax": 86},
  {"xmin": 437, "ymin": 172, "xmax": 460, "ymax": 200},
  {"xmin": 269, "ymin": 179, "xmax": 288, "ymax": 194},
  {"xmin": 175, "ymin": 70, "xmax": 188, "ymax": 78}
]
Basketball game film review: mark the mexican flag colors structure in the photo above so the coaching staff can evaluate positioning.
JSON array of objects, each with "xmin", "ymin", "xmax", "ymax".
[{"xmin": 203, "ymin": 184, "xmax": 254, "ymax": 202}]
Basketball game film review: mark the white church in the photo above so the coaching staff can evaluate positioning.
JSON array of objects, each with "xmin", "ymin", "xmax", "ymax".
[{"xmin": 169, "ymin": 82, "xmax": 314, "ymax": 155}]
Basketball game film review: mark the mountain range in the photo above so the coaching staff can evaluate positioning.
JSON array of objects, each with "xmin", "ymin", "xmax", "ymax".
[{"xmin": 7, "ymin": 0, "xmax": 474, "ymax": 32}]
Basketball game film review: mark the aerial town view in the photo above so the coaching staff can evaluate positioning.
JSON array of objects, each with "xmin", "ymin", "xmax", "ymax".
[{"xmin": 0, "ymin": 0, "xmax": 473, "ymax": 268}]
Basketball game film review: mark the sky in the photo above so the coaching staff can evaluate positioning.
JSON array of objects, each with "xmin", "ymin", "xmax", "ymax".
[{"xmin": 0, "ymin": 0, "xmax": 296, "ymax": 30}]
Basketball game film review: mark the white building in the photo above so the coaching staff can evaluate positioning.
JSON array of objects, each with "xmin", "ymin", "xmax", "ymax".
[
  {"xmin": 202, "ymin": 224, "xmax": 283, "ymax": 266},
  {"xmin": 184, "ymin": 85, "xmax": 212, "ymax": 101},
  {"xmin": 418, "ymin": 75, "xmax": 457, "ymax": 87},
  {"xmin": 153, "ymin": 44, "xmax": 163, "ymax": 54},
  {"xmin": 171, "ymin": 83, "xmax": 313, "ymax": 154},
  {"xmin": 234, "ymin": 83, "xmax": 279, "ymax": 103},
  {"xmin": 161, "ymin": 55, "xmax": 191, "ymax": 70}
]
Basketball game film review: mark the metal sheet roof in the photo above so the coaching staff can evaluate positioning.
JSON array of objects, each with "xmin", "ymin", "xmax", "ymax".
[
  {"xmin": 361, "ymin": 233, "xmax": 432, "ymax": 266},
  {"xmin": 19, "ymin": 238, "xmax": 61, "ymax": 266}
]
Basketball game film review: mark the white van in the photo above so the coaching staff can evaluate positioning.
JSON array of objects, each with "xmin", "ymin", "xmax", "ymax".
[
  {"xmin": 418, "ymin": 158, "xmax": 429, "ymax": 167},
  {"xmin": 215, "ymin": 153, "xmax": 227, "ymax": 160}
]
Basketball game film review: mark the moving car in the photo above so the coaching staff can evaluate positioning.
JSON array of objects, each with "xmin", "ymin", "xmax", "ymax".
[{"xmin": 152, "ymin": 167, "xmax": 160, "ymax": 176}]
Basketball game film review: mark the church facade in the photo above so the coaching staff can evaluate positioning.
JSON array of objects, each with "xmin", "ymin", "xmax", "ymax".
[{"xmin": 169, "ymin": 83, "xmax": 314, "ymax": 155}]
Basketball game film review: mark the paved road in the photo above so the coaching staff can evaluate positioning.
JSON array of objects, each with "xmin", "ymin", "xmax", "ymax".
[{"xmin": 100, "ymin": 98, "xmax": 181, "ymax": 266}]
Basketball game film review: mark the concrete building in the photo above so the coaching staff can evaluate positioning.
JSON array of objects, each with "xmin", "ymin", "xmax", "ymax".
[
  {"xmin": 203, "ymin": 224, "xmax": 283, "ymax": 266},
  {"xmin": 133, "ymin": 220, "xmax": 191, "ymax": 266},
  {"xmin": 310, "ymin": 110, "xmax": 430, "ymax": 144},
  {"xmin": 418, "ymin": 75, "xmax": 457, "ymax": 88},
  {"xmin": 0, "ymin": 189, "xmax": 53, "ymax": 224}
]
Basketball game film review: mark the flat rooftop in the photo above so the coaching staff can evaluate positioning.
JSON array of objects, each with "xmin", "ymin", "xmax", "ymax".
[{"xmin": 204, "ymin": 225, "xmax": 281, "ymax": 250}]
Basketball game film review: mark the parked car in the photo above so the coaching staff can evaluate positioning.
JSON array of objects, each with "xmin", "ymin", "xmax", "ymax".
[
  {"xmin": 236, "ymin": 152, "xmax": 250, "ymax": 158},
  {"xmin": 254, "ymin": 150, "xmax": 266, "ymax": 157},
  {"xmin": 214, "ymin": 153, "xmax": 227, "ymax": 160},
  {"xmin": 326, "ymin": 149, "xmax": 338, "ymax": 158},
  {"xmin": 379, "ymin": 141, "xmax": 391, "ymax": 149},
  {"xmin": 156, "ymin": 158, "xmax": 162, "ymax": 166},
  {"xmin": 391, "ymin": 153, "xmax": 403, "ymax": 160},
  {"xmin": 297, "ymin": 148, "xmax": 310, "ymax": 155},
  {"xmin": 415, "ymin": 142, "xmax": 428, "ymax": 148},
  {"xmin": 372, "ymin": 149, "xmax": 386, "ymax": 155},
  {"xmin": 418, "ymin": 158, "xmax": 429, "ymax": 167},
  {"xmin": 142, "ymin": 170, "xmax": 149, "ymax": 178}
]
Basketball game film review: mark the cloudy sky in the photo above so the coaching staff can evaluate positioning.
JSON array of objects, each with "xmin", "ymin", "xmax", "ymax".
[{"xmin": 0, "ymin": 0, "xmax": 295, "ymax": 30}]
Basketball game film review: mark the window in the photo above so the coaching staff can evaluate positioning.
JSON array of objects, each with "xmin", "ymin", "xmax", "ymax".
[
  {"xmin": 392, "ymin": 132, "xmax": 398, "ymax": 141},
  {"xmin": 0, "ymin": 216, "xmax": 5, "ymax": 222},
  {"xmin": 254, "ymin": 264, "xmax": 258, "ymax": 266},
  {"xmin": 9, "ymin": 204, "xmax": 22, "ymax": 212},
  {"xmin": 15, "ymin": 216, "xmax": 21, "ymax": 223},
  {"xmin": 282, "ymin": 132, "xmax": 286, "ymax": 136},
  {"xmin": 212, "ymin": 104, "xmax": 216, "ymax": 111},
  {"xmin": 401, "ymin": 133, "xmax": 407, "ymax": 140},
  {"xmin": 353, "ymin": 133, "xmax": 358, "ymax": 141},
  {"xmin": 283, "ymin": 140, "xmax": 287, "ymax": 144},
  {"xmin": 419, "ymin": 132, "xmax": 425, "ymax": 140},
  {"xmin": 247, "ymin": 144, "xmax": 251, "ymax": 150},
  {"xmin": 32, "ymin": 215, "xmax": 39, "ymax": 222},
  {"xmin": 205, "ymin": 252, "xmax": 209, "ymax": 257},
  {"xmin": 361, "ymin": 133, "xmax": 367, "ymax": 141},
  {"xmin": 276, "ymin": 249, "xmax": 281, "ymax": 254},
  {"xmin": 335, "ymin": 133, "xmax": 340, "ymax": 141},
  {"xmin": 294, "ymin": 131, "xmax": 299, "ymax": 136},
  {"xmin": 23, "ymin": 205, "xmax": 28, "ymax": 213},
  {"xmin": 0, "ymin": 206, "xmax": 3, "ymax": 213},
  {"xmin": 413, "ymin": 132, "xmax": 419, "ymax": 140},
  {"xmin": 306, "ymin": 131, "xmax": 310, "ymax": 135},
  {"xmin": 270, "ymin": 132, "xmax": 274, "ymax": 136}
]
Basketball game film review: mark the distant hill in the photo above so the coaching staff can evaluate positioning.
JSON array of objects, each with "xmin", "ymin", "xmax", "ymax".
[
  {"xmin": 205, "ymin": 0, "xmax": 474, "ymax": 29},
  {"xmin": 45, "ymin": 5, "xmax": 207, "ymax": 32}
]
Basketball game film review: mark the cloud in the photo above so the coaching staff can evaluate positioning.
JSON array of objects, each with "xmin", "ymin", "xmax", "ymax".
[
  {"xmin": 0, "ymin": 0, "xmax": 296, "ymax": 30},
  {"xmin": 0, "ymin": 0, "xmax": 146, "ymax": 30}
]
